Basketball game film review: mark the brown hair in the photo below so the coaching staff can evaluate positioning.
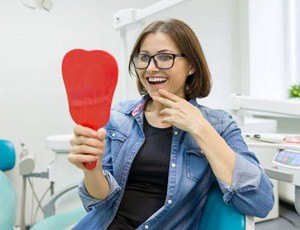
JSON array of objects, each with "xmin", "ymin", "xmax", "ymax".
[{"xmin": 128, "ymin": 18, "xmax": 212, "ymax": 99}]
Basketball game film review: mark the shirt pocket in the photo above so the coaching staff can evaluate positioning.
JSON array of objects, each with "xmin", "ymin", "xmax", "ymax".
[
  {"xmin": 106, "ymin": 129, "xmax": 127, "ymax": 162},
  {"xmin": 186, "ymin": 148, "xmax": 208, "ymax": 181}
]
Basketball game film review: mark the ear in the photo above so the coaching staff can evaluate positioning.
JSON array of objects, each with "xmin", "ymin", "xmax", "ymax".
[{"xmin": 188, "ymin": 66, "xmax": 195, "ymax": 75}]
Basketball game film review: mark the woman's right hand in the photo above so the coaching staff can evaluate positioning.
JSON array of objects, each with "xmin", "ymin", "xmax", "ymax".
[{"xmin": 68, "ymin": 125, "xmax": 106, "ymax": 171}]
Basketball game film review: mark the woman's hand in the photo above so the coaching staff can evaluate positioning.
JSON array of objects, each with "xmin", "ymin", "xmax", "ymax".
[
  {"xmin": 152, "ymin": 89, "xmax": 204, "ymax": 135},
  {"xmin": 68, "ymin": 125, "xmax": 106, "ymax": 171}
]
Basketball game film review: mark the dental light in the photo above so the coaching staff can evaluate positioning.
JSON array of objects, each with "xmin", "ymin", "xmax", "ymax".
[
  {"xmin": 113, "ymin": 0, "xmax": 191, "ymax": 29},
  {"xmin": 20, "ymin": 0, "xmax": 53, "ymax": 12}
]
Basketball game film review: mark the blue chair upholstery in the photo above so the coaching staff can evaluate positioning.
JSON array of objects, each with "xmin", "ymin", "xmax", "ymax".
[
  {"xmin": 0, "ymin": 139, "xmax": 17, "ymax": 230},
  {"xmin": 30, "ymin": 207, "xmax": 86, "ymax": 230},
  {"xmin": 199, "ymin": 182, "xmax": 246, "ymax": 230},
  {"xmin": 0, "ymin": 171, "xmax": 16, "ymax": 230},
  {"xmin": 0, "ymin": 139, "xmax": 16, "ymax": 171}
]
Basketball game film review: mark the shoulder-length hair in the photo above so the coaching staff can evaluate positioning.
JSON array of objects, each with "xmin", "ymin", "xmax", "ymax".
[{"xmin": 128, "ymin": 18, "xmax": 212, "ymax": 99}]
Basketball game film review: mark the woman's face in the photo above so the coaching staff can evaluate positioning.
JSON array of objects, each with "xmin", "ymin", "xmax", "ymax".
[{"xmin": 136, "ymin": 32, "xmax": 193, "ymax": 98}]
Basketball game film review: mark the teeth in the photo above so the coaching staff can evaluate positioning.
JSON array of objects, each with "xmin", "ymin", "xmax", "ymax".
[{"xmin": 148, "ymin": 77, "xmax": 167, "ymax": 82}]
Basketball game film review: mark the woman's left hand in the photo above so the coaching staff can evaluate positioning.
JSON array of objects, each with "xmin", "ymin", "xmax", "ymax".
[{"xmin": 152, "ymin": 89, "xmax": 204, "ymax": 135}]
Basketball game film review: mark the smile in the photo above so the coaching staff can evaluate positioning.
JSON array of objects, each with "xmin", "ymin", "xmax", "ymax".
[{"xmin": 147, "ymin": 77, "xmax": 168, "ymax": 85}]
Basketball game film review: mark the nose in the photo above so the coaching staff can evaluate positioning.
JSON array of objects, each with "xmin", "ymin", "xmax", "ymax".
[{"xmin": 146, "ymin": 57, "xmax": 159, "ymax": 71}]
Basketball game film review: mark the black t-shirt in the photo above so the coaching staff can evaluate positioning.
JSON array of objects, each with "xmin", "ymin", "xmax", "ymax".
[{"xmin": 108, "ymin": 116, "xmax": 172, "ymax": 229}]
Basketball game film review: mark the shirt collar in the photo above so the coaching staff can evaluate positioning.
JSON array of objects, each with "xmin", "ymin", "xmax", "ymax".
[{"xmin": 120, "ymin": 94, "xmax": 198, "ymax": 116}]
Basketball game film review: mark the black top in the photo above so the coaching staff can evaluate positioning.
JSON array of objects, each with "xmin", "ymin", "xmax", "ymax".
[{"xmin": 108, "ymin": 116, "xmax": 172, "ymax": 229}]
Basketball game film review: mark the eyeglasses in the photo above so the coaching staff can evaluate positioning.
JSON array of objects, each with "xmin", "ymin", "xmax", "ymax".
[{"xmin": 131, "ymin": 53, "xmax": 186, "ymax": 70}]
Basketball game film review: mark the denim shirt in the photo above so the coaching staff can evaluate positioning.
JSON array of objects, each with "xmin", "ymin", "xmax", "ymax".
[{"xmin": 74, "ymin": 95, "xmax": 274, "ymax": 230}]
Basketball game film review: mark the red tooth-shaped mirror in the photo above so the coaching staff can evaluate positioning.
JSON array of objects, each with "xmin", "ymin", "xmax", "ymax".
[{"xmin": 62, "ymin": 49, "xmax": 118, "ymax": 170}]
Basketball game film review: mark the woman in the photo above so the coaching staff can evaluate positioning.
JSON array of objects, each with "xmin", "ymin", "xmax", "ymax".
[{"xmin": 69, "ymin": 18, "xmax": 274, "ymax": 229}]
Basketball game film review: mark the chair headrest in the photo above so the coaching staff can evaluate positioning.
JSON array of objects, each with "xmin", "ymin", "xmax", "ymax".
[{"xmin": 0, "ymin": 140, "xmax": 16, "ymax": 171}]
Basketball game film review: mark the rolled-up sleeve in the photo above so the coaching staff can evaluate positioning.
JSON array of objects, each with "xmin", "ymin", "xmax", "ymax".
[
  {"xmin": 78, "ymin": 170, "xmax": 121, "ymax": 212},
  {"xmin": 218, "ymin": 154, "xmax": 261, "ymax": 200},
  {"xmin": 212, "ymin": 110, "xmax": 274, "ymax": 217},
  {"xmin": 217, "ymin": 154, "xmax": 274, "ymax": 218}
]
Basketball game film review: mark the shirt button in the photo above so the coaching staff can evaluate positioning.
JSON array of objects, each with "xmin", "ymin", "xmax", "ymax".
[
  {"xmin": 174, "ymin": 130, "xmax": 178, "ymax": 135},
  {"xmin": 145, "ymin": 225, "xmax": 149, "ymax": 229},
  {"xmin": 171, "ymin": 163, "xmax": 176, "ymax": 168},
  {"xmin": 112, "ymin": 132, "xmax": 116, "ymax": 137},
  {"xmin": 167, "ymin": 199, "xmax": 173, "ymax": 204}
]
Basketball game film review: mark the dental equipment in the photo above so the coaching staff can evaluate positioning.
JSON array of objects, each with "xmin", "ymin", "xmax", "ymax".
[
  {"xmin": 230, "ymin": 94, "xmax": 300, "ymax": 220},
  {"xmin": 229, "ymin": 94, "xmax": 300, "ymax": 126},
  {"xmin": 19, "ymin": 143, "xmax": 51, "ymax": 230},
  {"xmin": 245, "ymin": 137, "xmax": 300, "ymax": 215},
  {"xmin": 245, "ymin": 134, "xmax": 286, "ymax": 144}
]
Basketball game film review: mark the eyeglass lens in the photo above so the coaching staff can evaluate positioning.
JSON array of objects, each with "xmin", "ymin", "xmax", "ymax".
[{"xmin": 133, "ymin": 53, "xmax": 177, "ymax": 69}]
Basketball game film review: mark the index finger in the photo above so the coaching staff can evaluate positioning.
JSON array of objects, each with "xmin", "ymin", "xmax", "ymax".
[
  {"xmin": 157, "ymin": 89, "xmax": 182, "ymax": 102},
  {"xmin": 74, "ymin": 125, "xmax": 98, "ymax": 138},
  {"xmin": 152, "ymin": 94, "xmax": 175, "ymax": 108}
]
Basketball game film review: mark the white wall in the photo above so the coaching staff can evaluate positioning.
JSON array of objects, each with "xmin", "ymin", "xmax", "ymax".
[
  {"xmin": 0, "ymin": 0, "xmax": 249, "ymax": 227},
  {"xmin": 286, "ymin": 0, "xmax": 300, "ymax": 85},
  {"xmin": 247, "ymin": 0, "xmax": 287, "ymax": 99}
]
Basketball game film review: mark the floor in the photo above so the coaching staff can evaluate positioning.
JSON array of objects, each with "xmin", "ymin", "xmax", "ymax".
[{"xmin": 256, "ymin": 201, "xmax": 300, "ymax": 230}]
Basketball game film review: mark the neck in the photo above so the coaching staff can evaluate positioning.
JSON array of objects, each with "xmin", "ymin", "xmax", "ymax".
[
  {"xmin": 144, "ymin": 99, "xmax": 171, "ymax": 128},
  {"xmin": 145, "ymin": 99, "xmax": 165, "ymax": 113}
]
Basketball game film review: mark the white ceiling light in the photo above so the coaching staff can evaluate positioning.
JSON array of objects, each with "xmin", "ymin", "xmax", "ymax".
[{"xmin": 21, "ymin": 0, "xmax": 53, "ymax": 12}]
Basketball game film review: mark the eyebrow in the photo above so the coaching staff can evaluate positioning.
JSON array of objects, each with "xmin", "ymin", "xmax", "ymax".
[{"xmin": 139, "ymin": 49, "xmax": 177, "ymax": 54}]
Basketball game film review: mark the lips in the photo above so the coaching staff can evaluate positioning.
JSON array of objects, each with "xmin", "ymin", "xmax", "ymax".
[{"xmin": 147, "ymin": 77, "xmax": 168, "ymax": 85}]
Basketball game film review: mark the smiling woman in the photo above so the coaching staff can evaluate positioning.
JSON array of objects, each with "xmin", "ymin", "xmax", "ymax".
[
  {"xmin": 128, "ymin": 19, "xmax": 211, "ymax": 100},
  {"xmin": 67, "ymin": 18, "xmax": 274, "ymax": 230},
  {"xmin": 131, "ymin": 32, "xmax": 193, "ymax": 99}
]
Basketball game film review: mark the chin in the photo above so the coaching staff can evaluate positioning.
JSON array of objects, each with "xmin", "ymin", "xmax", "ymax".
[{"xmin": 149, "ymin": 91, "xmax": 159, "ymax": 98}]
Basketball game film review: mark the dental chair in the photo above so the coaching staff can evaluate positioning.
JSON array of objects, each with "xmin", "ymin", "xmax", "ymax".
[
  {"xmin": 30, "ymin": 174, "xmax": 251, "ymax": 230},
  {"xmin": 0, "ymin": 139, "xmax": 84, "ymax": 230},
  {"xmin": 30, "ymin": 189, "xmax": 86, "ymax": 230},
  {"xmin": 0, "ymin": 140, "xmax": 252, "ymax": 230},
  {"xmin": 0, "ymin": 139, "xmax": 17, "ymax": 230},
  {"xmin": 30, "ymin": 208, "xmax": 85, "ymax": 230},
  {"xmin": 31, "ymin": 182, "xmax": 252, "ymax": 230}
]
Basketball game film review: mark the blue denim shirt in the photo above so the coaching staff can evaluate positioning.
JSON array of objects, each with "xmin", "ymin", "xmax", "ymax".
[{"xmin": 74, "ymin": 95, "xmax": 274, "ymax": 230}]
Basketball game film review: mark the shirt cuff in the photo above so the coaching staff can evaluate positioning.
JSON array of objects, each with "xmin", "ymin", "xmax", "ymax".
[
  {"xmin": 217, "ymin": 155, "xmax": 261, "ymax": 203},
  {"xmin": 78, "ymin": 170, "xmax": 121, "ymax": 211}
]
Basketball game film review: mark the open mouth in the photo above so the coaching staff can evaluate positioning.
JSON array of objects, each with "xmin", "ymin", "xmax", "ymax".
[{"xmin": 147, "ymin": 77, "xmax": 168, "ymax": 85}]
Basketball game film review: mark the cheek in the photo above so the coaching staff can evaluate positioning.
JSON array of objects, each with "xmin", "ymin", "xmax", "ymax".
[
  {"xmin": 169, "ymin": 70, "xmax": 188, "ymax": 83},
  {"xmin": 137, "ymin": 72, "xmax": 148, "ymax": 88},
  {"xmin": 136, "ymin": 70, "xmax": 144, "ymax": 79}
]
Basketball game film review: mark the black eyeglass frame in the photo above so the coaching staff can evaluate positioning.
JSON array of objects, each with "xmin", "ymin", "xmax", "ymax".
[{"xmin": 131, "ymin": 53, "xmax": 186, "ymax": 70}]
